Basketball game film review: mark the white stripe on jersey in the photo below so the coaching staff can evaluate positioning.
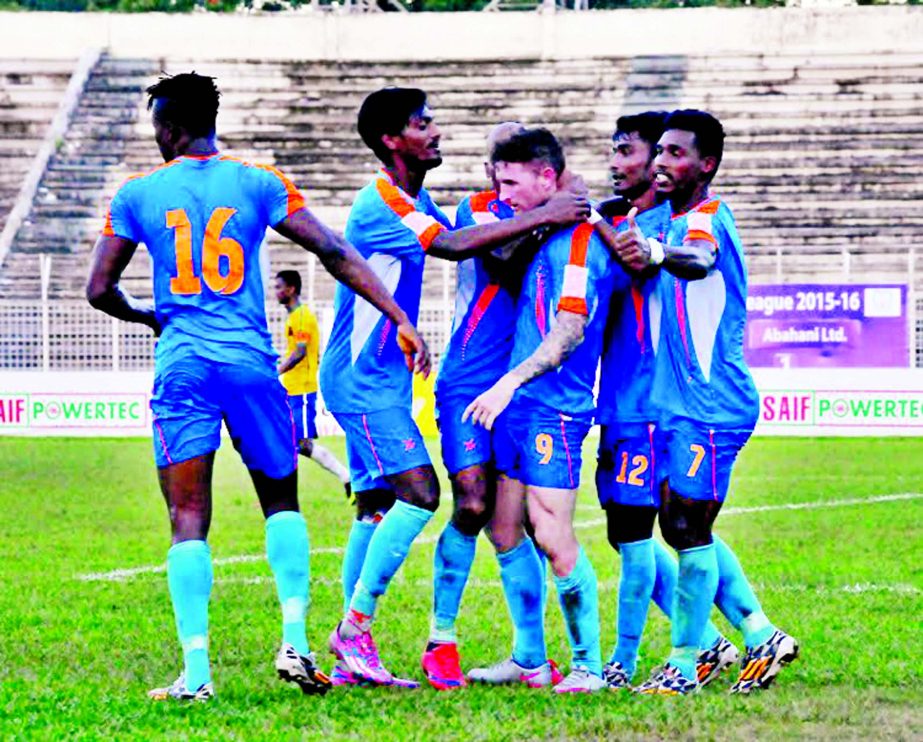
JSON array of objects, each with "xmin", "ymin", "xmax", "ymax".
[
  {"xmin": 350, "ymin": 252, "xmax": 402, "ymax": 363},
  {"xmin": 686, "ymin": 270, "xmax": 726, "ymax": 383},
  {"xmin": 401, "ymin": 210, "xmax": 441, "ymax": 238}
]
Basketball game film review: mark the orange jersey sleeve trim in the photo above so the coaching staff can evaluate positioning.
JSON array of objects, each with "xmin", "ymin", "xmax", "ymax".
[
  {"xmin": 557, "ymin": 222, "xmax": 593, "ymax": 316},
  {"xmin": 685, "ymin": 229, "xmax": 718, "ymax": 246},
  {"xmin": 374, "ymin": 175, "xmax": 446, "ymax": 251},
  {"xmin": 468, "ymin": 190, "xmax": 498, "ymax": 214},
  {"xmin": 219, "ymin": 155, "xmax": 306, "ymax": 216}
]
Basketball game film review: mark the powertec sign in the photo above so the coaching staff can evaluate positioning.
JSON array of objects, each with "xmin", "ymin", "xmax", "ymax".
[
  {"xmin": 0, "ymin": 393, "xmax": 147, "ymax": 430},
  {"xmin": 753, "ymin": 370, "xmax": 923, "ymax": 435},
  {"xmin": 0, "ymin": 373, "xmax": 152, "ymax": 435}
]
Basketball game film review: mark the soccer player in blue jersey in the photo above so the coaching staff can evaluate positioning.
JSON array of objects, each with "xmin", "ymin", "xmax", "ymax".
[
  {"xmin": 428, "ymin": 122, "xmax": 565, "ymax": 690},
  {"xmin": 86, "ymin": 73, "xmax": 428, "ymax": 701},
  {"xmin": 319, "ymin": 90, "xmax": 589, "ymax": 689},
  {"xmin": 592, "ymin": 112, "xmax": 739, "ymax": 690},
  {"xmin": 625, "ymin": 110, "xmax": 799, "ymax": 696},
  {"xmin": 465, "ymin": 128, "xmax": 629, "ymax": 693}
]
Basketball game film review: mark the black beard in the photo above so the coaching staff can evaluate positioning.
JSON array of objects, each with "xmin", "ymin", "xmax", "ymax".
[{"xmin": 406, "ymin": 153, "xmax": 443, "ymax": 172}]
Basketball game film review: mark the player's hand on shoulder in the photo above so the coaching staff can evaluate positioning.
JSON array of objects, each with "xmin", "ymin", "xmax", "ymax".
[
  {"xmin": 462, "ymin": 374, "xmax": 519, "ymax": 431},
  {"xmin": 396, "ymin": 322, "xmax": 431, "ymax": 379},
  {"xmin": 557, "ymin": 169, "xmax": 589, "ymax": 200},
  {"xmin": 612, "ymin": 207, "xmax": 654, "ymax": 275},
  {"xmin": 540, "ymin": 189, "xmax": 591, "ymax": 227}
]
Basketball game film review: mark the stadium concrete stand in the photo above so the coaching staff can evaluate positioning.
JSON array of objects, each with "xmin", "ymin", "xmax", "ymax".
[
  {"xmin": 0, "ymin": 59, "xmax": 74, "ymax": 247},
  {"xmin": 0, "ymin": 49, "xmax": 921, "ymax": 304}
]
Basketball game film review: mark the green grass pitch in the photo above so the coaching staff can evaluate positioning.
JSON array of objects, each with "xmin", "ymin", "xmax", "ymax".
[{"xmin": 1, "ymin": 436, "xmax": 920, "ymax": 740}]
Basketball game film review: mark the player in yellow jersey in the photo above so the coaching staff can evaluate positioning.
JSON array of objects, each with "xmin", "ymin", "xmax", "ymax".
[{"xmin": 275, "ymin": 270, "xmax": 351, "ymax": 497}]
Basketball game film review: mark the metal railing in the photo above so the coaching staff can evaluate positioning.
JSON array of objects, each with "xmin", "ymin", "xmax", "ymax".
[
  {"xmin": 0, "ymin": 299, "xmax": 455, "ymax": 371},
  {"xmin": 2, "ymin": 296, "xmax": 922, "ymax": 371}
]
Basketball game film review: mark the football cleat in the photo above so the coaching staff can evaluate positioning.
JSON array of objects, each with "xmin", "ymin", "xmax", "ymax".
[
  {"xmin": 330, "ymin": 660, "xmax": 420, "ymax": 689},
  {"xmin": 330, "ymin": 660, "xmax": 361, "ymax": 687},
  {"xmin": 467, "ymin": 657, "xmax": 563, "ymax": 688},
  {"xmin": 602, "ymin": 661, "xmax": 632, "ymax": 690},
  {"xmin": 553, "ymin": 666, "xmax": 606, "ymax": 694},
  {"xmin": 328, "ymin": 623, "xmax": 394, "ymax": 686},
  {"xmin": 421, "ymin": 642, "xmax": 466, "ymax": 691},
  {"xmin": 730, "ymin": 630, "xmax": 799, "ymax": 694},
  {"xmin": 275, "ymin": 644, "xmax": 332, "ymax": 696},
  {"xmin": 148, "ymin": 673, "xmax": 214, "ymax": 702},
  {"xmin": 635, "ymin": 664, "xmax": 699, "ymax": 696},
  {"xmin": 697, "ymin": 636, "xmax": 741, "ymax": 687}
]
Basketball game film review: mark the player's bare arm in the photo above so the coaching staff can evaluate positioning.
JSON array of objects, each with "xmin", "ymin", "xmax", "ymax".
[
  {"xmin": 86, "ymin": 234, "xmax": 161, "ymax": 334},
  {"xmin": 277, "ymin": 342, "xmax": 307, "ymax": 375},
  {"xmin": 275, "ymin": 208, "xmax": 430, "ymax": 377},
  {"xmin": 427, "ymin": 189, "xmax": 590, "ymax": 261},
  {"xmin": 463, "ymin": 310, "xmax": 587, "ymax": 430},
  {"xmin": 662, "ymin": 238, "xmax": 716, "ymax": 280}
]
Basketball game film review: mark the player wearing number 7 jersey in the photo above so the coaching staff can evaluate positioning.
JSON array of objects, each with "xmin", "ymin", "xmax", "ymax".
[
  {"xmin": 86, "ymin": 73, "xmax": 428, "ymax": 702},
  {"xmin": 627, "ymin": 110, "xmax": 798, "ymax": 696},
  {"xmin": 591, "ymin": 112, "xmax": 738, "ymax": 692}
]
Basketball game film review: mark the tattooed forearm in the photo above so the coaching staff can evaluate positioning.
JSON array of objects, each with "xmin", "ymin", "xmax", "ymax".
[{"xmin": 508, "ymin": 311, "xmax": 587, "ymax": 387}]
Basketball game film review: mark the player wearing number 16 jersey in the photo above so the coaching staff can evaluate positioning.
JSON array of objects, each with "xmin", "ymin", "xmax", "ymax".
[{"xmin": 87, "ymin": 73, "xmax": 427, "ymax": 702}]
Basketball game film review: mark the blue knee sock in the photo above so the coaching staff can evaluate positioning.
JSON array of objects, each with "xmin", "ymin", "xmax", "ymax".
[
  {"xmin": 653, "ymin": 539, "xmax": 722, "ymax": 650},
  {"xmin": 265, "ymin": 511, "xmax": 310, "ymax": 656},
  {"xmin": 167, "ymin": 540, "xmax": 213, "ymax": 690},
  {"xmin": 497, "ymin": 538, "xmax": 546, "ymax": 669},
  {"xmin": 669, "ymin": 543, "xmax": 719, "ymax": 681},
  {"xmin": 431, "ymin": 522, "xmax": 477, "ymax": 643},
  {"xmin": 611, "ymin": 539, "xmax": 656, "ymax": 677},
  {"xmin": 535, "ymin": 541, "xmax": 549, "ymax": 616},
  {"xmin": 554, "ymin": 548, "xmax": 602, "ymax": 678},
  {"xmin": 349, "ymin": 501, "xmax": 433, "ymax": 619},
  {"xmin": 713, "ymin": 534, "xmax": 775, "ymax": 648},
  {"xmin": 342, "ymin": 519, "xmax": 377, "ymax": 612}
]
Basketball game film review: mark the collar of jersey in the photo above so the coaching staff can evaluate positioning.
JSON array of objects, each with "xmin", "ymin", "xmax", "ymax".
[
  {"xmin": 179, "ymin": 153, "xmax": 221, "ymax": 162},
  {"xmin": 671, "ymin": 194, "xmax": 720, "ymax": 220}
]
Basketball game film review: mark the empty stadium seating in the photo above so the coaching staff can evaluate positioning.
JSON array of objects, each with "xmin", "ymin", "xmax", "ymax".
[{"xmin": 1, "ymin": 50, "xmax": 921, "ymax": 306}]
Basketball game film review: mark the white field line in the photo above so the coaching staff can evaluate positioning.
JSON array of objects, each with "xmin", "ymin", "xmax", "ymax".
[{"xmin": 76, "ymin": 492, "xmax": 922, "ymax": 583}]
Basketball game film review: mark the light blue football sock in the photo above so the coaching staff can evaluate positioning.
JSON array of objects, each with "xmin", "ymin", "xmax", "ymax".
[
  {"xmin": 342, "ymin": 518, "xmax": 377, "ymax": 612},
  {"xmin": 653, "ymin": 539, "xmax": 722, "ymax": 650},
  {"xmin": 349, "ymin": 500, "xmax": 433, "ymax": 619},
  {"xmin": 497, "ymin": 538, "xmax": 546, "ymax": 669},
  {"xmin": 167, "ymin": 540, "xmax": 213, "ymax": 691},
  {"xmin": 431, "ymin": 522, "xmax": 478, "ymax": 642},
  {"xmin": 713, "ymin": 534, "xmax": 776, "ymax": 648},
  {"xmin": 265, "ymin": 510, "xmax": 310, "ymax": 656},
  {"xmin": 668, "ymin": 543, "xmax": 719, "ymax": 681},
  {"xmin": 611, "ymin": 539, "xmax": 656, "ymax": 677},
  {"xmin": 554, "ymin": 548, "xmax": 603, "ymax": 678},
  {"xmin": 535, "ymin": 541, "xmax": 549, "ymax": 616}
]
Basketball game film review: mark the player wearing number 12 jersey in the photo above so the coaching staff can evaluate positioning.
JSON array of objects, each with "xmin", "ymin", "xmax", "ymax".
[
  {"xmin": 591, "ymin": 112, "xmax": 737, "ymax": 691},
  {"xmin": 87, "ymin": 73, "xmax": 427, "ymax": 702}
]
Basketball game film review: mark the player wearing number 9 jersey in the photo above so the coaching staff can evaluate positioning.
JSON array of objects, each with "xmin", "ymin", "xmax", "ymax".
[
  {"xmin": 87, "ymin": 73, "xmax": 427, "ymax": 703},
  {"xmin": 634, "ymin": 110, "xmax": 798, "ymax": 697},
  {"xmin": 464, "ymin": 129, "xmax": 627, "ymax": 693}
]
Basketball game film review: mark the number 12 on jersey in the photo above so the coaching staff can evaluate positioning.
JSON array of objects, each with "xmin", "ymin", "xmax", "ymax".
[{"xmin": 167, "ymin": 207, "xmax": 245, "ymax": 295}]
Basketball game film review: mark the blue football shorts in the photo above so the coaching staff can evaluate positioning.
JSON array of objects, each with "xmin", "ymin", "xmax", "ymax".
[
  {"xmin": 660, "ymin": 421, "xmax": 752, "ymax": 502},
  {"xmin": 288, "ymin": 393, "xmax": 318, "ymax": 441},
  {"xmin": 596, "ymin": 422, "xmax": 664, "ymax": 508},
  {"xmin": 151, "ymin": 356, "xmax": 297, "ymax": 479},
  {"xmin": 436, "ymin": 393, "xmax": 496, "ymax": 476},
  {"xmin": 493, "ymin": 402, "xmax": 592, "ymax": 490},
  {"xmin": 332, "ymin": 407, "xmax": 431, "ymax": 493}
]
